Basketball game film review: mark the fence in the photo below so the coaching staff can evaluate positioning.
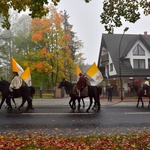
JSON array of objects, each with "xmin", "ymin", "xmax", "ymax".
[{"xmin": 34, "ymin": 86, "xmax": 65, "ymax": 98}]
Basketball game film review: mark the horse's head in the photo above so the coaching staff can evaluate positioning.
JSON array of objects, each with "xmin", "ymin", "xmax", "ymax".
[
  {"xmin": 58, "ymin": 78, "xmax": 66, "ymax": 89},
  {"xmin": 0, "ymin": 78, "xmax": 10, "ymax": 91},
  {"xmin": 128, "ymin": 82, "xmax": 141, "ymax": 93},
  {"xmin": 128, "ymin": 83, "xmax": 135, "ymax": 93}
]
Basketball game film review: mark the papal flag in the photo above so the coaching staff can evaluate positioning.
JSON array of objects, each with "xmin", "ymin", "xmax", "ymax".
[
  {"xmin": 11, "ymin": 57, "xmax": 24, "ymax": 76},
  {"xmin": 75, "ymin": 64, "xmax": 82, "ymax": 81},
  {"xmin": 21, "ymin": 67, "xmax": 32, "ymax": 86},
  {"xmin": 86, "ymin": 62, "xmax": 103, "ymax": 85}
]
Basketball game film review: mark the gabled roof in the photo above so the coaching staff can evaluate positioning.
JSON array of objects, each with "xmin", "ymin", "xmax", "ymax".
[{"xmin": 98, "ymin": 33, "xmax": 150, "ymax": 77}]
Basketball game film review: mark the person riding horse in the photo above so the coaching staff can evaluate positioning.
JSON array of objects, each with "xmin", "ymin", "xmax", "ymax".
[
  {"xmin": 9, "ymin": 72, "xmax": 23, "ymax": 98},
  {"xmin": 76, "ymin": 73, "xmax": 87, "ymax": 96}
]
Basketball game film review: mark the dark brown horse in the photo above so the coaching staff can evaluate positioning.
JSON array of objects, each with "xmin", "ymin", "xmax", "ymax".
[
  {"xmin": 0, "ymin": 78, "xmax": 35, "ymax": 112},
  {"xmin": 58, "ymin": 79, "xmax": 102, "ymax": 112},
  {"xmin": 128, "ymin": 82, "xmax": 150, "ymax": 108}
]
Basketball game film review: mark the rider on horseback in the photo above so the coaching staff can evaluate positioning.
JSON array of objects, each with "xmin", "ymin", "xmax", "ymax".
[
  {"xmin": 76, "ymin": 73, "xmax": 87, "ymax": 96},
  {"xmin": 9, "ymin": 72, "xmax": 23, "ymax": 98}
]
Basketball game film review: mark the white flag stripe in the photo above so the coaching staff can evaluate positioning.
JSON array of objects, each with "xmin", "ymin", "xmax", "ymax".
[{"xmin": 16, "ymin": 63, "xmax": 24, "ymax": 76}]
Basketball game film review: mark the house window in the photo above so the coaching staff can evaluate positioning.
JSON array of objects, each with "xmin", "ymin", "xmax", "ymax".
[
  {"xmin": 110, "ymin": 63, "xmax": 113, "ymax": 71},
  {"xmin": 133, "ymin": 44, "xmax": 145, "ymax": 56},
  {"xmin": 133, "ymin": 59, "xmax": 145, "ymax": 69}
]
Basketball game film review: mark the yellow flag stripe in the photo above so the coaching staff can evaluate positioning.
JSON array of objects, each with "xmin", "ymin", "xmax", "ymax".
[
  {"xmin": 86, "ymin": 62, "xmax": 98, "ymax": 77},
  {"xmin": 21, "ymin": 67, "xmax": 30, "ymax": 80},
  {"xmin": 11, "ymin": 58, "xmax": 19, "ymax": 72},
  {"xmin": 76, "ymin": 65, "xmax": 82, "ymax": 74}
]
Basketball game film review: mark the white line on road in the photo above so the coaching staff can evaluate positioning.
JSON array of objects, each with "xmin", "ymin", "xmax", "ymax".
[
  {"xmin": 22, "ymin": 112, "xmax": 92, "ymax": 115},
  {"xmin": 125, "ymin": 112, "xmax": 150, "ymax": 115}
]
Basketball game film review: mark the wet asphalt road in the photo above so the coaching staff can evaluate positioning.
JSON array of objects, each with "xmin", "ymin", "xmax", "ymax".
[{"xmin": 0, "ymin": 103, "xmax": 150, "ymax": 136}]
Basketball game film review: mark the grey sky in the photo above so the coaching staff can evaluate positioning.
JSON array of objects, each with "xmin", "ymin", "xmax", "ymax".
[{"xmin": 55, "ymin": 0, "xmax": 150, "ymax": 65}]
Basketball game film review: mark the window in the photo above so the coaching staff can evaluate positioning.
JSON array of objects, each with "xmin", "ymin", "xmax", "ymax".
[
  {"xmin": 110, "ymin": 63, "xmax": 113, "ymax": 71},
  {"xmin": 133, "ymin": 44, "xmax": 145, "ymax": 56},
  {"xmin": 133, "ymin": 59, "xmax": 145, "ymax": 69}
]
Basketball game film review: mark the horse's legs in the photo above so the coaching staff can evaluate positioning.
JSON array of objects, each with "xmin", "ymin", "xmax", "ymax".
[
  {"xmin": 25, "ymin": 97, "xmax": 34, "ymax": 112},
  {"xmin": 69, "ymin": 97, "xmax": 76, "ymax": 110},
  {"xmin": 77, "ymin": 98, "xmax": 81, "ymax": 110},
  {"xmin": 6, "ymin": 98, "xmax": 12, "ymax": 111},
  {"xmin": 69, "ymin": 98, "xmax": 73, "ymax": 109},
  {"xmin": 86, "ymin": 97, "xmax": 93, "ymax": 113},
  {"xmin": 136, "ymin": 96, "xmax": 144, "ymax": 107},
  {"xmin": 12, "ymin": 98, "xmax": 17, "ymax": 108},
  {"xmin": 141, "ymin": 97, "xmax": 144, "ymax": 107},
  {"xmin": 136, "ymin": 97, "xmax": 140, "ymax": 107},
  {"xmin": 0, "ymin": 97, "xmax": 6, "ymax": 109},
  {"xmin": 96, "ymin": 96, "xmax": 100, "ymax": 111},
  {"xmin": 18, "ymin": 98, "xmax": 26, "ymax": 110},
  {"xmin": 81, "ymin": 98, "xmax": 85, "ymax": 108}
]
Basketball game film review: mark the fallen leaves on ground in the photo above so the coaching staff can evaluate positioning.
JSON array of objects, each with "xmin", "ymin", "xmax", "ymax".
[{"xmin": 0, "ymin": 131, "xmax": 149, "ymax": 149}]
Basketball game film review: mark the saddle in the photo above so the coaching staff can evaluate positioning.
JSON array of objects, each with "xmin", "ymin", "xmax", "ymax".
[
  {"xmin": 73, "ymin": 85, "xmax": 88, "ymax": 97},
  {"xmin": 9, "ymin": 87, "xmax": 22, "ymax": 98}
]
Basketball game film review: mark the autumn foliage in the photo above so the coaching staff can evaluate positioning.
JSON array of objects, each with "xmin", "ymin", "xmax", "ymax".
[{"xmin": 0, "ymin": 131, "xmax": 149, "ymax": 149}]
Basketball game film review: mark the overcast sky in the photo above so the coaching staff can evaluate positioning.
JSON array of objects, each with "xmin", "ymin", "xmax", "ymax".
[{"xmin": 54, "ymin": 0, "xmax": 150, "ymax": 65}]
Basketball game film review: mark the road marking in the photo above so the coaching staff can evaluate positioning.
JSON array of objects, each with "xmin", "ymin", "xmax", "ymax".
[
  {"xmin": 22, "ymin": 112, "xmax": 92, "ymax": 115},
  {"xmin": 125, "ymin": 112, "xmax": 150, "ymax": 115}
]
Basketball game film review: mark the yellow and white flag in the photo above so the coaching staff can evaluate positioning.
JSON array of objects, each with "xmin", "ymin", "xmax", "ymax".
[
  {"xmin": 75, "ymin": 65, "xmax": 82, "ymax": 81},
  {"xmin": 11, "ymin": 57, "xmax": 24, "ymax": 76},
  {"xmin": 21, "ymin": 67, "xmax": 32, "ymax": 86},
  {"xmin": 86, "ymin": 62, "xmax": 103, "ymax": 86}
]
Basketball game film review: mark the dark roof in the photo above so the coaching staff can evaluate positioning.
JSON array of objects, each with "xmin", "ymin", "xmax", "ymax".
[{"xmin": 98, "ymin": 33, "xmax": 150, "ymax": 77}]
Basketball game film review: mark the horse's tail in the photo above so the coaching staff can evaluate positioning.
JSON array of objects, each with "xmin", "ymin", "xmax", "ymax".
[{"xmin": 29, "ymin": 86, "xmax": 35, "ymax": 98}]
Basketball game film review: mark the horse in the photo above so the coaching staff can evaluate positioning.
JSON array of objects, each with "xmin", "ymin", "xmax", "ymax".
[
  {"xmin": 0, "ymin": 78, "xmax": 35, "ymax": 112},
  {"xmin": 58, "ymin": 79, "xmax": 102, "ymax": 112},
  {"xmin": 128, "ymin": 82, "xmax": 150, "ymax": 108}
]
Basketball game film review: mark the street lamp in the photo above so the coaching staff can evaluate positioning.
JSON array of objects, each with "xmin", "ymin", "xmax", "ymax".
[{"xmin": 119, "ymin": 27, "xmax": 129, "ymax": 100}]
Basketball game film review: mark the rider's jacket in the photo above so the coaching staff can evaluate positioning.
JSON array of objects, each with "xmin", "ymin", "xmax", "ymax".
[
  {"xmin": 145, "ymin": 80, "xmax": 149, "ymax": 86},
  {"xmin": 10, "ymin": 76, "xmax": 22, "ymax": 89}
]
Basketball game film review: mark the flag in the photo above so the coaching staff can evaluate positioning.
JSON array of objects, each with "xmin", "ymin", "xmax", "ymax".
[
  {"xmin": 11, "ymin": 57, "xmax": 24, "ymax": 76},
  {"xmin": 86, "ymin": 62, "xmax": 103, "ymax": 85},
  {"xmin": 75, "ymin": 64, "xmax": 82, "ymax": 75},
  {"xmin": 76, "ymin": 65, "xmax": 82, "ymax": 81},
  {"xmin": 21, "ymin": 67, "xmax": 32, "ymax": 86}
]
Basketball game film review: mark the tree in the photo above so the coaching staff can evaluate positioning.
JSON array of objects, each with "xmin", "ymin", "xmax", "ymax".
[
  {"xmin": 100, "ymin": 0, "xmax": 150, "ymax": 33},
  {"xmin": 0, "ymin": 0, "xmax": 150, "ymax": 33},
  {"xmin": 29, "ymin": 5, "xmax": 83, "ymax": 88}
]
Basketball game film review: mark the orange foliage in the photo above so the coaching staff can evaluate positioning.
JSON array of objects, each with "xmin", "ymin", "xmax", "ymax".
[{"xmin": 41, "ymin": 47, "xmax": 47, "ymax": 56}]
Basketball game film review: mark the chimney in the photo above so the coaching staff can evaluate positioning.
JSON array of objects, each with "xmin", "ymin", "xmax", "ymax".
[{"xmin": 144, "ymin": 31, "xmax": 148, "ymax": 38}]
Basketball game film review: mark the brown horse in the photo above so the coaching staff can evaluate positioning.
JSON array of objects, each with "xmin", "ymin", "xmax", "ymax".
[
  {"xmin": 58, "ymin": 78, "xmax": 102, "ymax": 112},
  {"xmin": 128, "ymin": 82, "xmax": 150, "ymax": 108}
]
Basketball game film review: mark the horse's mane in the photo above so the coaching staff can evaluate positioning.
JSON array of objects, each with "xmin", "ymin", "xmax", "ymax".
[
  {"xmin": 128, "ymin": 82, "xmax": 140, "ymax": 88},
  {"xmin": 63, "ymin": 80, "xmax": 75, "ymax": 94}
]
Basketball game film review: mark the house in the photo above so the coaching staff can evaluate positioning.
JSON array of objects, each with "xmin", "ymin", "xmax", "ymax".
[{"xmin": 98, "ymin": 32, "xmax": 150, "ymax": 97}]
